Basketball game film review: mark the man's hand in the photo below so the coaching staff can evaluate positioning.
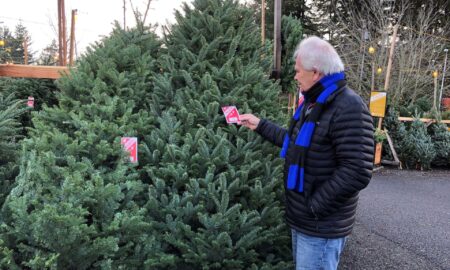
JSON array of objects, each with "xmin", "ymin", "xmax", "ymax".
[{"xmin": 239, "ymin": 114, "xmax": 260, "ymax": 130}]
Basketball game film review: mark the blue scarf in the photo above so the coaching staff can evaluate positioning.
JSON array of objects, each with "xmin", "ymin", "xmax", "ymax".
[{"xmin": 280, "ymin": 72, "xmax": 346, "ymax": 192}]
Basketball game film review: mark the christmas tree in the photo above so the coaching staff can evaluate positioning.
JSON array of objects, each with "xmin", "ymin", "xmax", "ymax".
[
  {"xmin": 1, "ymin": 1, "xmax": 292, "ymax": 268},
  {"xmin": 0, "ymin": 93, "xmax": 26, "ymax": 208},
  {"xmin": 139, "ymin": 0, "xmax": 290, "ymax": 268},
  {"xmin": 0, "ymin": 78, "xmax": 58, "ymax": 136},
  {"xmin": 1, "ymin": 24, "xmax": 163, "ymax": 269}
]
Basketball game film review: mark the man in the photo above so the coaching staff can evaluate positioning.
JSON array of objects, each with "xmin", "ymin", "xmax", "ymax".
[{"xmin": 240, "ymin": 36, "xmax": 374, "ymax": 270}]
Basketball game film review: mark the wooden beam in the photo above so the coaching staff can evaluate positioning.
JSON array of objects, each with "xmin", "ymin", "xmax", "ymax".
[
  {"xmin": 0, "ymin": 64, "xmax": 69, "ymax": 79},
  {"xmin": 384, "ymin": 128, "xmax": 402, "ymax": 169}
]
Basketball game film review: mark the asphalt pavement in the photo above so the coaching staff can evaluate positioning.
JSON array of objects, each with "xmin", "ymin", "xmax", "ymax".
[{"xmin": 339, "ymin": 169, "xmax": 450, "ymax": 270}]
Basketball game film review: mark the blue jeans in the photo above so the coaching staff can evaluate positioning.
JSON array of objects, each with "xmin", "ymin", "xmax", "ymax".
[{"xmin": 291, "ymin": 229, "xmax": 347, "ymax": 270}]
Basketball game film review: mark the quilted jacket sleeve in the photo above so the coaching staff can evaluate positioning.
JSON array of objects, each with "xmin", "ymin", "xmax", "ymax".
[
  {"xmin": 255, "ymin": 119, "xmax": 287, "ymax": 148},
  {"xmin": 308, "ymin": 95, "xmax": 374, "ymax": 218}
]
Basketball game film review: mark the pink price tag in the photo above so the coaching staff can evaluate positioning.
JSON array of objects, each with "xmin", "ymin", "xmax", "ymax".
[
  {"xmin": 121, "ymin": 137, "xmax": 138, "ymax": 163},
  {"xmin": 221, "ymin": 106, "xmax": 241, "ymax": 124},
  {"xmin": 27, "ymin": 96, "xmax": 35, "ymax": 108}
]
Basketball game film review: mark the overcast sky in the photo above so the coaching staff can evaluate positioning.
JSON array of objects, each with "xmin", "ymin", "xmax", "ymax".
[{"xmin": 0, "ymin": 0, "xmax": 197, "ymax": 57}]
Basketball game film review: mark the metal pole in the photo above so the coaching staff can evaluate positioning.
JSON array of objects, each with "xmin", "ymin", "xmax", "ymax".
[{"xmin": 438, "ymin": 49, "xmax": 448, "ymax": 111}]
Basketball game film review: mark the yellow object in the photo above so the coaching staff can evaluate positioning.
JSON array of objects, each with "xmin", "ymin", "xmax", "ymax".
[
  {"xmin": 369, "ymin": 91, "xmax": 387, "ymax": 117},
  {"xmin": 0, "ymin": 40, "xmax": 4, "ymax": 46},
  {"xmin": 432, "ymin": 70, "xmax": 438, "ymax": 78},
  {"xmin": 368, "ymin": 46, "xmax": 375, "ymax": 54},
  {"xmin": 377, "ymin": 67, "xmax": 383, "ymax": 74}
]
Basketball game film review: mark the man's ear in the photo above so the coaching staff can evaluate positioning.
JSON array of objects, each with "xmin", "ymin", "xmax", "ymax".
[{"xmin": 313, "ymin": 70, "xmax": 323, "ymax": 82}]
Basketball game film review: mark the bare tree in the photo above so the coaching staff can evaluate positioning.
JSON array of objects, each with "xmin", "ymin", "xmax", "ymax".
[
  {"xmin": 327, "ymin": 0, "xmax": 449, "ymax": 107},
  {"xmin": 129, "ymin": 0, "xmax": 153, "ymax": 27}
]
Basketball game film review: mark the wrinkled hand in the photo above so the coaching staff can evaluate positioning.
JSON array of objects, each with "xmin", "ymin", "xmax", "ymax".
[{"xmin": 239, "ymin": 114, "xmax": 260, "ymax": 130}]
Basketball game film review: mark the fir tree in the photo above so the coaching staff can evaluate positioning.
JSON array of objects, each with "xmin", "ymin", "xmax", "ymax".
[
  {"xmin": 0, "ymin": 77, "xmax": 58, "ymax": 136},
  {"xmin": 140, "ymin": 0, "xmax": 291, "ymax": 268},
  {"xmin": 37, "ymin": 39, "xmax": 59, "ymax": 66},
  {"xmin": 399, "ymin": 119, "xmax": 436, "ymax": 170},
  {"xmin": 280, "ymin": 15, "xmax": 303, "ymax": 94},
  {"xmin": 2, "ymin": 1, "xmax": 292, "ymax": 268},
  {"xmin": 430, "ymin": 123, "xmax": 450, "ymax": 167},
  {"xmin": 1, "ymin": 24, "xmax": 163, "ymax": 269},
  {"xmin": 11, "ymin": 23, "xmax": 35, "ymax": 64},
  {"xmin": 0, "ymin": 26, "xmax": 14, "ymax": 63},
  {"xmin": 0, "ymin": 93, "xmax": 26, "ymax": 208}
]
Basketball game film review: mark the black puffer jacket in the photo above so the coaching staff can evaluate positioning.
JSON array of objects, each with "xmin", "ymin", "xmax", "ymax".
[{"xmin": 256, "ymin": 85, "xmax": 374, "ymax": 238}]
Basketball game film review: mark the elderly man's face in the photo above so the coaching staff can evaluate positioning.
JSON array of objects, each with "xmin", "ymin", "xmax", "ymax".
[{"xmin": 294, "ymin": 57, "xmax": 322, "ymax": 92}]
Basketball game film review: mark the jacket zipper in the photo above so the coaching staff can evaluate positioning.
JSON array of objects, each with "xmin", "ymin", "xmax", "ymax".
[{"xmin": 310, "ymin": 206, "xmax": 319, "ymax": 232}]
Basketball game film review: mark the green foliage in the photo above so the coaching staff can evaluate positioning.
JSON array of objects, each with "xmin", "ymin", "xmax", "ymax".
[
  {"xmin": 0, "ymin": 23, "xmax": 35, "ymax": 64},
  {"xmin": 1, "ymin": 1, "xmax": 292, "ymax": 268},
  {"xmin": 440, "ymin": 110, "xmax": 450, "ymax": 120},
  {"xmin": 398, "ymin": 96, "xmax": 433, "ymax": 117},
  {"xmin": 398, "ymin": 119, "xmax": 436, "ymax": 170},
  {"xmin": 1, "ymin": 24, "xmax": 163, "ymax": 269},
  {"xmin": 383, "ymin": 107, "xmax": 447, "ymax": 169},
  {"xmin": 374, "ymin": 128, "xmax": 386, "ymax": 143},
  {"xmin": 146, "ymin": 0, "xmax": 290, "ymax": 268},
  {"xmin": 0, "ymin": 78, "xmax": 58, "ymax": 135},
  {"xmin": 0, "ymin": 93, "xmax": 26, "ymax": 209},
  {"xmin": 37, "ymin": 40, "xmax": 59, "ymax": 66},
  {"xmin": 280, "ymin": 15, "xmax": 303, "ymax": 94},
  {"xmin": 430, "ymin": 123, "xmax": 450, "ymax": 167}
]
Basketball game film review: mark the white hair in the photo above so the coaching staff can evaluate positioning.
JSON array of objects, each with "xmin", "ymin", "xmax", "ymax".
[{"xmin": 293, "ymin": 36, "xmax": 344, "ymax": 75}]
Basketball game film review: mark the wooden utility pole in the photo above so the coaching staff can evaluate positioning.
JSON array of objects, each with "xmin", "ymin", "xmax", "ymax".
[
  {"xmin": 58, "ymin": 0, "xmax": 62, "ymax": 65},
  {"xmin": 261, "ymin": 0, "xmax": 265, "ymax": 44},
  {"xmin": 384, "ymin": 24, "xmax": 399, "ymax": 92},
  {"xmin": 69, "ymin": 9, "xmax": 77, "ymax": 66},
  {"xmin": 377, "ymin": 24, "xmax": 398, "ymax": 129},
  {"xmin": 272, "ymin": 0, "xmax": 281, "ymax": 79},
  {"xmin": 58, "ymin": 0, "xmax": 67, "ymax": 66}
]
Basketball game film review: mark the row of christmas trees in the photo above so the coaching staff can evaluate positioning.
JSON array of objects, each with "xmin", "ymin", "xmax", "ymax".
[{"xmin": 0, "ymin": 0, "xmax": 304, "ymax": 268}]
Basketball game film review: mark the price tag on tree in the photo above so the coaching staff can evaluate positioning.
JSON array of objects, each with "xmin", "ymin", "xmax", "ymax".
[
  {"xmin": 27, "ymin": 96, "xmax": 35, "ymax": 108},
  {"xmin": 121, "ymin": 137, "xmax": 138, "ymax": 163},
  {"xmin": 221, "ymin": 105, "xmax": 241, "ymax": 124}
]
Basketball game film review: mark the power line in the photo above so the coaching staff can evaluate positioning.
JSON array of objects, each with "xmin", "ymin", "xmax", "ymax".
[{"xmin": 0, "ymin": 16, "xmax": 50, "ymax": 27}]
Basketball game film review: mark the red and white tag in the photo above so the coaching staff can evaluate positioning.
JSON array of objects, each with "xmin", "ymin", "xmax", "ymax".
[
  {"xmin": 221, "ymin": 106, "xmax": 241, "ymax": 124},
  {"xmin": 121, "ymin": 137, "xmax": 138, "ymax": 163},
  {"xmin": 27, "ymin": 96, "xmax": 35, "ymax": 108}
]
